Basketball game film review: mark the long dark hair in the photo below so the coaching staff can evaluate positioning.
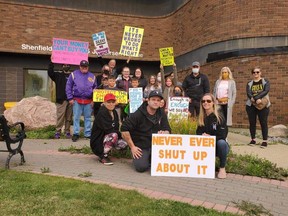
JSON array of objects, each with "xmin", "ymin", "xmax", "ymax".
[{"xmin": 133, "ymin": 67, "xmax": 144, "ymax": 79}]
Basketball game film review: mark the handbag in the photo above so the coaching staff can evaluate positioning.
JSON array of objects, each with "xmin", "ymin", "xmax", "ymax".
[{"xmin": 253, "ymin": 96, "xmax": 269, "ymax": 110}]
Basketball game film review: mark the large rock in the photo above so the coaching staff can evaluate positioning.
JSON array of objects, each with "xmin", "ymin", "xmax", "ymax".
[
  {"xmin": 4, "ymin": 96, "xmax": 56, "ymax": 129},
  {"xmin": 269, "ymin": 124, "xmax": 288, "ymax": 137}
]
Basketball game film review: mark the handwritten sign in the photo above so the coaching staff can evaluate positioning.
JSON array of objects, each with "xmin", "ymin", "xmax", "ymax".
[
  {"xmin": 93, "ymin": 89, "xmax": 127, "ymax": 104},
  {"xmin": 151, "ymin": 134, "xmax": 216, "ymax": 178},
  {"xmin": 52, "ymin": 38, "xmax": 89, "ymax": 65},
  {"xmin": 168, "ymin": 97, "xmax": 190, "ymax": 120},
  {"xmin": 119, "ymin": 26, "xmax": 144, "ymax": 57},
  {"xmin": 92, "ymin": 31, "xmax": 110, "ymax": 56},
  {"xmin": 159, "ymin": 47, "xmax": 174, "ymax": 66},
  {"xmin": 129, "ymin": 88, "xmax": 143, "ymax": 113}
]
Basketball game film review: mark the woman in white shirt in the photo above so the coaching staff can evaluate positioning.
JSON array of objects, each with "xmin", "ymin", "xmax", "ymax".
[{"xmin": 213, "ymin": 67, "xmax": 236, "ymax": 126}]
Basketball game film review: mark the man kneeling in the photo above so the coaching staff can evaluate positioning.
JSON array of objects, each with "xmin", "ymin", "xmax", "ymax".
[
  {"xmin": 121, "ymin": 90, "xmax": 171, "ymax": 172},
  {"xmin": 90, "ymin": 93, "xmax": 127, "ymax": 165}
]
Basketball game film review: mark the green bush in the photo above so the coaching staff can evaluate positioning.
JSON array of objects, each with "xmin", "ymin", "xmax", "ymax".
[
  {"xmin": 226, "ymin": 151, "xmax": 288, "ymax": 181},
  {"xmin": 169, "ymin": 117, "xmax": 197, "ymax": 135}
]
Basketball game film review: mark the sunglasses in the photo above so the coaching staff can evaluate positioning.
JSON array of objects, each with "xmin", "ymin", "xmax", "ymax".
[
  {"xmin": 201, "ymin": 99, "xmax": 212, "ymax": 104},
  {"xmin": 252, "ymin": 71, "xmax": 260, "ymax": 74}
]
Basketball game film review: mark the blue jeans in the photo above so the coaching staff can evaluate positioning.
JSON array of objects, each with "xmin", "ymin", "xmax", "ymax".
[
  {"xmin": 73, "ymin": 101, "xmax": 92, "ymax": 137},
  {"xmin": 216, "ymin": 139, "xmax": 229, "ymax": 168}
]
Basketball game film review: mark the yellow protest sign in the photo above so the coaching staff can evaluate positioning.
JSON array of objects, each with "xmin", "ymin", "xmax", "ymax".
[
  {"xmin": 93, "ymin": 89, "xmax": 128, "ymax": 104},
  {"xmin": 159, "ymin": 47, "xmax": 174, "ymax": 66},
  {"xmin": 119, "ymin": 26, "xmax": 144, "ymax": 57}
]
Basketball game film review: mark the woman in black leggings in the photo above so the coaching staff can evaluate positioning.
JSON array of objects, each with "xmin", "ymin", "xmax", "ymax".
[{"xmin": 246, "ymin": 67, "xmax": 270, "ymax": 148}]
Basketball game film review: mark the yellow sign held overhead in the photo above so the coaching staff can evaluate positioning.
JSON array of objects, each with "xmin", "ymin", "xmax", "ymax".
[
  {"xmin": 119, "ymin": 26, "xmax": 144, "ymax": 57},
  {"xmin": 159, "ymin": 47, "xmax": 174, "ymax": 66}
]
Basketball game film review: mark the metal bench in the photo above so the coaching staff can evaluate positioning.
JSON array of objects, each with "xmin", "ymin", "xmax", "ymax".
[{"xmin": 0, "ymin": 115, "xmax": 26, "ymax": 169}]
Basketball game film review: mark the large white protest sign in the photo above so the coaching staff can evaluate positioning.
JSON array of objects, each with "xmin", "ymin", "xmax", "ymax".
[
  {"xmin": 92, "ymin": 31, "xmax": 110, "ymax": 56},
  {"xmin": 168, "ymin": 97, "xmax": 190, "ymax": 120},
  {"xmin": 151, "ymin": 134, "xmax": 216, "ymax": 179}
]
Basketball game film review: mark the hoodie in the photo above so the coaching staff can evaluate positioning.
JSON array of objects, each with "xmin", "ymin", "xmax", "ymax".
[
  {"xmin": 90, "ymin": 105, "xmax": 121, "ymax": 156},
  {"xmin": 121, "ymin": 102, "xmax": 171, "ymax": 149}
]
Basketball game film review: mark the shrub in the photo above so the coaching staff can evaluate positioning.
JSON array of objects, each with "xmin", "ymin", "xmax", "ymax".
[{"xmin": 169, "ymin": 117, "xmax": 197, "ymax": 135}]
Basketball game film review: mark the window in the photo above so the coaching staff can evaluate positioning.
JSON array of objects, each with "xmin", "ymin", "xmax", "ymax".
[{"xmin": 24, "ymin": 69, "xmax": 55, "ymax": 101}]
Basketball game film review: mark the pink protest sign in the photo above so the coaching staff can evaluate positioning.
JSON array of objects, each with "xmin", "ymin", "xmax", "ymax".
[{"xmin": 51, "ymin": 38, "xmax": 89, "ymax": 65}]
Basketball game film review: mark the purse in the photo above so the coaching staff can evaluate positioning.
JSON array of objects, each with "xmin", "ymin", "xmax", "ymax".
[{"xmin": 253, "ymin": 96, "xmax": 269, "ymax": 110}]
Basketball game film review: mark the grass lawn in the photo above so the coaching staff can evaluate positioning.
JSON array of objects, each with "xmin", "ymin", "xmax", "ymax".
[{"xmin": 0, "ymin": 170, "xmax": 236, "ymax": 216}]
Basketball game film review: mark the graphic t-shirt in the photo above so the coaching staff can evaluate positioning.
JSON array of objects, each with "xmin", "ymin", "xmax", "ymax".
[{"xmin": 251, "ymin": 79, "xmax": 264, "ymax": 96}]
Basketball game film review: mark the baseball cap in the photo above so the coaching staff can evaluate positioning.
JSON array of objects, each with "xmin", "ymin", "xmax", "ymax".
[
  {"xmin": 192, "ymin": 61, "xmax": 200, "ymax": 67},
  {"xmin": 80, "ymin": 60, "xmax": 89, "ymax": 67},
  {"xmin": 104, "ymin": 93, "xmax": 116, "ymax": 102},
  {"xmin": 148, "ymin": 90, "xmax": 163, "ymax": 99},
  {"xmin": 164, "ymin": 71, "xmax": 173, "ymax": 78}
]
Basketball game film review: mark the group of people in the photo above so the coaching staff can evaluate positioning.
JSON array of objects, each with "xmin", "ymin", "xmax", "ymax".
[{"xmin": 48, "ymin": 57, "xmax": 270, "ymax": 179}]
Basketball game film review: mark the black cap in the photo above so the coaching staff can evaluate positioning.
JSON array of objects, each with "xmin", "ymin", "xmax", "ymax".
[
  {"xmin": 148, "ymin": 90, "xmax": 163, "ymax": 99},
  {"xmin": 164, "ymin": 71, "xmax": 173, "ymax": 79},
  {"xmin": 80, "ymin": 60, "xmax": 89, "ymax": 67}
]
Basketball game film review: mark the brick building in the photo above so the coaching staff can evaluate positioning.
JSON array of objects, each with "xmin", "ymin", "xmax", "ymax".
[{"xmin": 0, "ymin": 0, "xmax": 287, "ymax": 127}]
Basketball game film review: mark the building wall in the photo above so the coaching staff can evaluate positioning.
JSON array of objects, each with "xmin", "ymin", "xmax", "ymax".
[{"xmin": 2, "ymin": 1, "xmax": 288, "ymax": 60}]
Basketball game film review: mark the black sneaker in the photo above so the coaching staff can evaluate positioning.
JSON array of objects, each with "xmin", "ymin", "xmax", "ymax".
[
  {"xmin": 99, "ymin": 156, "xmax": 113, "ymax": 165},
  {"xmin": 248, "ymin": 140, "xmax": 256, "ymax": 146},
  {"xmin": 84, "ymin": 136, "xmax": 91, "ymax": 139},
  {"xmin": 72, "ymin": 134, "xmax": 79, "ymax": 142},
  {"xmin": 260, "ymin": 142, "xmax": 268, "ymax": 148}
]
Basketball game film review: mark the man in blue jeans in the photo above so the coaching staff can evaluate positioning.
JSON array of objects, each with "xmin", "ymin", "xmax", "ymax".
[{"xmin": 66, "ymin": 60, "xmax": 97, "ymax": 142}]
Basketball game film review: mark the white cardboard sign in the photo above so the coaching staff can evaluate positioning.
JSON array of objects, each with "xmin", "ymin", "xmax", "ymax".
[{"xmin": 151, "ymin": 134, "xmax": 216, "ymax": 179}]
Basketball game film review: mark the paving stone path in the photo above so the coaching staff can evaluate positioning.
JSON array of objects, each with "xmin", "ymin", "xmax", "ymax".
[{"xmin": 1, "ymin": 133, "xmax": 287, "ymax": 216}]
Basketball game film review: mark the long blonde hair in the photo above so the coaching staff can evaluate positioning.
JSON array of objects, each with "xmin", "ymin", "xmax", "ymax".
[
  {"xmin": 198, "ymin": 93, "xmax": 224, "ymax": 126},
  {"xmin": 219, "ymin": 67, "xmax": 234, "ymax": 80}
]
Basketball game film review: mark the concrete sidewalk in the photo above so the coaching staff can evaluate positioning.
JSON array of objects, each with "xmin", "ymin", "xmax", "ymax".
[
  {"xmin": 227, "ymin": 132, "xmax": 288, "ymax": 169},
  {"xmin": 1, "ymin": 133, "xmax": 288, "ymax": 216}
]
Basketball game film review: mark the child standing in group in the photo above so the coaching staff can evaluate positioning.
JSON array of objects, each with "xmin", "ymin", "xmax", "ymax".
[{"xmin": 144, "ymin": 75, "xmax": 162, "ymax": 99}]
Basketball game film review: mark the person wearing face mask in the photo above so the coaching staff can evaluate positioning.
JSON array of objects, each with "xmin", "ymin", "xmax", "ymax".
[
  {"xmin": 182, "ymin": 61, "xmax": 210, "ymax": 117},
  {"xmin": 48, "ymin": 58, "xmax": 73, "ymax": 139},
  {"xmin": 213, "ymin": 67, "xmax": 236, "ymax": 126},
  {"xmin": 173, "ymin": 86, "xmax": 184, "ymax": 97}
]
